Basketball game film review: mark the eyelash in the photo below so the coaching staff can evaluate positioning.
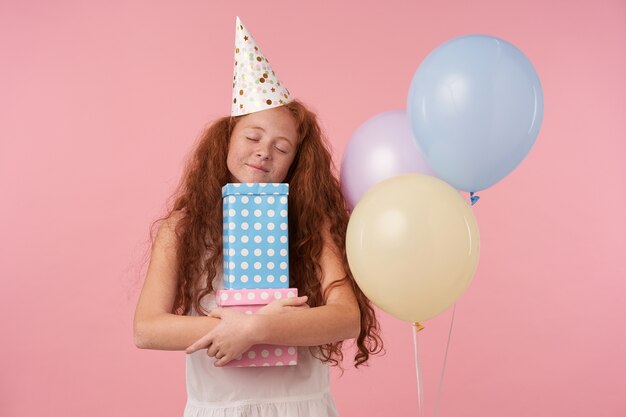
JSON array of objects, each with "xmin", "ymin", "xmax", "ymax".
[{"xmin": 246, "ymin": 137, "xmax": 288, "ymax": 154}]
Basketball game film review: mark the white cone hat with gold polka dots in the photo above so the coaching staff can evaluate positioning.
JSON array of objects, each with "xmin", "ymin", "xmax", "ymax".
[{"xmin": 231, "ymin": 16, "xmax": 292, "ymax": 116}]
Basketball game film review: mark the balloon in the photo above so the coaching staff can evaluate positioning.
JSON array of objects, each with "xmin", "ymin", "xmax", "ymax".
[
  {"xmin": 340, "ymin": 111, "xmax": 435, "ymax": 209},
  {"xmin": 407, "ymin": 34, "xmax": 544, "ymax": 192},
  {"xmin": 346, "ymin": 174, "xmax": 480, "ymax": 323}
]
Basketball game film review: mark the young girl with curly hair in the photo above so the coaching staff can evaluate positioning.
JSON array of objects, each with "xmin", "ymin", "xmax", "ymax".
[{"xmin": 134, "ymin": 17, "xmax": 382, "ymax": 417}]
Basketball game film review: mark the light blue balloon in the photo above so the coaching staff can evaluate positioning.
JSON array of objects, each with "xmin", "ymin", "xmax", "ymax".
[{"xmin": 407, "ymin": 35, "xmax": 544, "ymax": 192}]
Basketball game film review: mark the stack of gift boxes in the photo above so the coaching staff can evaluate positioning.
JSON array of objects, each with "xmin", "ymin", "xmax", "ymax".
[{"xmin": 217, "ymin": 183, "xmax": 298, "ymax": 367}]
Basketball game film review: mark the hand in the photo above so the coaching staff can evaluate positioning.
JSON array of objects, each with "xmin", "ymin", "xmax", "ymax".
[
  {"xmin": 185, "ymin": 308, "xmax": 258, "ymax": 367},
  {"xmin": 256, "ymin": 295, "xmax": 309, "ymax": 315}
]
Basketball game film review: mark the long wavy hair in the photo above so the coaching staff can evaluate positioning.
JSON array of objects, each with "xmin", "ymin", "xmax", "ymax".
[{"xmin": 159, "ymin": 100, "xmax": 383, "ymax": 367}]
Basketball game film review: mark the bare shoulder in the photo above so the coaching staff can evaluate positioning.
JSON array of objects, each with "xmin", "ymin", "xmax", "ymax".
[
  {"xmin": 154, "ymin": 210, "xmax": 186, "ymax": 248},
  {"xmin": 320, "ymin": 218, "xmax": 342, "ymax": 254},
  {"xmin": 319, "ymin": 218, "xmax": 347, "ymax": 278}
]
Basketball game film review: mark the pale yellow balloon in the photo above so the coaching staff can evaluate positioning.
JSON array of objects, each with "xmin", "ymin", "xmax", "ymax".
[{"xmin": 346, "ymin": 174, "xmax": 480, "ymax": 323}]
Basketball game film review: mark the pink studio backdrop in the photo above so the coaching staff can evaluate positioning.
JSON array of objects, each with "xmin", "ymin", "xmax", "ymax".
[{"xmin": 1, "ymin": 1, "xmax": 624, "ymax": 416}]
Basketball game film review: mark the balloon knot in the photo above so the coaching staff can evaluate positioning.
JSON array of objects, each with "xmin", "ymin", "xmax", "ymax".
[
  {"xmin": 470, "ymin": 192, "xmax": 480, "ymax": 205},
  {"xmin": 413, "ymin": 322, "xmax": 425, "ymax": 332}
]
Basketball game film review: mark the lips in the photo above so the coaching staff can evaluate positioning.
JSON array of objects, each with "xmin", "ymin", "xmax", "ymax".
[{"xmin": 246, "ymin": 163, "xmax": 269, "ymax": 173}]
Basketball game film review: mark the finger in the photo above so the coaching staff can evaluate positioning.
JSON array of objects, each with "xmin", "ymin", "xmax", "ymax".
[
  {"xmin": 282, "ymin": 295, "xmax": 308, "ymax": 307},
  {"xmin": 214, "ymin": 354, "xmax": 233, "ymax": 367},
  {"xmin": 289, "ymin": 303, "xmax": 311, "ymax": 310},
  {"xmin": 208, "ymin": 308, "xmax": 224, "ymax": 319},
  {"xmin": 206, "ymin": 343, "xmax": 220, "ymax": 357},
  {"xmin": 186, "ymin": 334, "xmax": 213, "ymax": 354}
]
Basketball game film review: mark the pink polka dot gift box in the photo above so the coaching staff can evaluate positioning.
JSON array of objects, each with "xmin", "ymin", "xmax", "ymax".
[
  {"xmin": 222, "ymin": 183, "xmax": 290, "ymax": 290},
  {"xmin": 216, "ymin": 288, "xmax": 299, "ymax": 367}
]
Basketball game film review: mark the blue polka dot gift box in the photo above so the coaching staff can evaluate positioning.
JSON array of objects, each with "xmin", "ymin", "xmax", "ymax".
[
  {"xmin": 222, "ymin": 183, "xmax": 290, "ymax": 289},
  {"xmin": 216, "ymin": 288, "xmax": 299, "ymax": 367}
]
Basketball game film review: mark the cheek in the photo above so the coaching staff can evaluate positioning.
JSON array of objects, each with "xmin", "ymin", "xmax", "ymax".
[
  {"xmin": 226, "ymin": 145, "xmax": 240, "ymax": 172},
  {"xmin": 279, "ymin": 155, "xmax": 296, "ymax": 177},
  {"xmin": 227, "ymin": 141, "xmax": 243, "ymax": 162}
]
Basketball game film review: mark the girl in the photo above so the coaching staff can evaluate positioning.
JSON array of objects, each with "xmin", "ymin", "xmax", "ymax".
[{"xmin": 134, "ymin": 17, "xmax": 382, "ymax": 417}]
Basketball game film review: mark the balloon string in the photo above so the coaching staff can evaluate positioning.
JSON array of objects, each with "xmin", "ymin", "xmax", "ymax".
[
  {"xmin": 434, "ymin": 303, "xmax": 457, "ymax": 417},
  {"xmin": 412, "ymin": 322, "xmax": 425, "ymax": 416},
  {"xmin": 470, "ymin": 192, "xmax": 480, "ymax": 205}
]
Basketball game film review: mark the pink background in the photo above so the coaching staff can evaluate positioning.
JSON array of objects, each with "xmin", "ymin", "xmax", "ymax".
[{"xmin": 1, "ymin": 0, "xmax": 624, "ymax": 416}]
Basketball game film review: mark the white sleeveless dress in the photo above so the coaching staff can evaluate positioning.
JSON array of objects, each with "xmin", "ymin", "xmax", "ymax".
[{"xmin": 183, "ymin": 277, "xmax": 340, "ymax": 417}]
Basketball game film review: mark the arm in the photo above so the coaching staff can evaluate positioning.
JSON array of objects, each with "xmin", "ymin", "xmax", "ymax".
[
  {"xmin": 186, "ymin": 226, "xmax": 361, "ymax": 364},
  {"xmin": 252, "ymin": 232, "xmax": 361, "ymax": 345},
  {"xmin": 133, "ymin": 213, "xmax": 221, "ymax": 351}
]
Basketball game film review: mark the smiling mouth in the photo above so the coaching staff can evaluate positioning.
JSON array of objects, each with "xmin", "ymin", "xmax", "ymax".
[{"xmin": 246, "ymin": 163, "xmax": 269, "ymax": 173}]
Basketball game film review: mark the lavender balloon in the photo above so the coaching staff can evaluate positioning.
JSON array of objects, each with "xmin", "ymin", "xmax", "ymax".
[{"xmin": 340, "ymin": 110, "xmax": 435, "ymax": 209}]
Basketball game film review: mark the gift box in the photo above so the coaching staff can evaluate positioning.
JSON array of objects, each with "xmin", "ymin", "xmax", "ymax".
[
  {"xmin": 222, "ymin": 183, "xmax": 290, "ymax": 289},
  {"xmin": 216, "ymin": 288, "xmax": 299, "ymax": 367}
]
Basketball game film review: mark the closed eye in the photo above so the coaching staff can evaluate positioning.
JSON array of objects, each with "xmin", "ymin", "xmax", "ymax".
[{"xmin": 274, "ymin": 145, "xmax": 287, "ymax": 154}]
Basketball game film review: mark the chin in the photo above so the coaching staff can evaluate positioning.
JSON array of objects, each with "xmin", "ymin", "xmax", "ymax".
[{"xmin": 232, "ymin": 174, "xmax": 269, "ymax": 183}]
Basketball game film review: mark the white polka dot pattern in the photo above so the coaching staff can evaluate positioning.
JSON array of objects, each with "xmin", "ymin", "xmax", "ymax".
[
  {"xmin": 219, "ymin": 182, "xmax": 295, "ymax": 368},
  {"xmin": 215, "ymin": 287, "xmax": 300, "ymax": 368},
  {"xmin": 222, "ymin": 183, "xmax": 290, "ymax": 289},
  {"xmin": 215, "ymin": 288, "xmax": 298, "ymax": 307},
  {"xmin": 221, "ymin": 344, "xmax": 298, "ymax": 368}
]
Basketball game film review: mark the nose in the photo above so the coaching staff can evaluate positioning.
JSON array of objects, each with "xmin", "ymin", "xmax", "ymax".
[{"xmin": 255, "ymin": 143, "xmax": 271, "ymax": 160}]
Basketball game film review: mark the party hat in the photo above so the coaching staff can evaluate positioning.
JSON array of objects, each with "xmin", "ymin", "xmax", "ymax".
[{"xmin": 231, "ymin": 16, "xmax": 292, "ymax": 116}]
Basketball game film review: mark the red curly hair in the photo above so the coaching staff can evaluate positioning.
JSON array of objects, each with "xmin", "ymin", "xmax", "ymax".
[{"xmin": 159, "ymin": 100, "xmax": 383, "ymax": 367}]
